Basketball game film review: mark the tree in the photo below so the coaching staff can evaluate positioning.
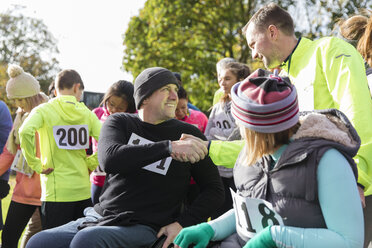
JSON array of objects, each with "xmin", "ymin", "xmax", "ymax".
[
  {"xmin": 122, "ymin": 0, "xmax": 371, "ymax": 112},
  {"xmin": 0, "ymin": 5, "xmax": 60, "ymax": 114},
  {"xmin": 290, "ymin": 0, "xmax": 371, "ymax": 39},
  {"xmin": 123, "ymin": 0, "xmax": 260, "ymax": 112}
]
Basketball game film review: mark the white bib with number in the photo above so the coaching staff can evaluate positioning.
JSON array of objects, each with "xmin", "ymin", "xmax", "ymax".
[
  {"xmin": 231, "ymin": 189, "xmax": 284, "ymax": 240},
  {"xmin": 53, "ymin": 125, "xmax": 89, "ymax": 150},
  {"xmin": 10, "ymin": 149, "xmax": 34, "ymax": 177},
  {"xmin": 128, "ymin": 133, "xmax": 171, "ymax": 176}
]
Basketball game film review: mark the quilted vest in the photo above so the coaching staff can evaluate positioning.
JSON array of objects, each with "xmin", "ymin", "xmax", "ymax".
[{"xmin": 233, "ymin": 133, "xmax": 358, "ymax": 229}]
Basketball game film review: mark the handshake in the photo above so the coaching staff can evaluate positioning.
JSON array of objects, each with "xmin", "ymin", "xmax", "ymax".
[{"xmin": 170, "ymin": 134, "xmax": 209, "ymax": 164}]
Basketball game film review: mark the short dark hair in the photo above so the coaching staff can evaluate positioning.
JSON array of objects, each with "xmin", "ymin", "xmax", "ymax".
[
  {"xmin": 177, "ymin": 86, "xmax": 188, "ymax": 100},
  {"xmin": 55, "ymin": 69, "xmax": 84, "ymax": 90},
  {"xmin": 101, "ymin": 80, "xmax": 136, "ymax": 113},
  {"xmin": 242, "ymin": 3, "xmax": 294, "ymax": 36}
]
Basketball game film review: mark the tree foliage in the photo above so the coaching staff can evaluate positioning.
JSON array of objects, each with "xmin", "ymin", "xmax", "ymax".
[
  {"xmin": 291, "ymin": 0, "xmax": 371, "ymax": 39},
  {"xmin": 123, "ymin": 0, "xmax": 262, "ymax": 111},
  {"xmin": 123, "ymin": 0, "xmax": 370, "ymax": 112},
  {"xmin": 0, "ymin": 5, "xmax": 60, "ymax": 115}
]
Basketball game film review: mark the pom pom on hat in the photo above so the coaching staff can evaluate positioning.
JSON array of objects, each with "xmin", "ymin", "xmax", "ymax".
[
  {"xmin": 6, "ymin": 64, "xmax": 40, "ymax": 99},
  {"xmin": 231, "ymin": 69, "xmax": 299, "ymax": 133}
]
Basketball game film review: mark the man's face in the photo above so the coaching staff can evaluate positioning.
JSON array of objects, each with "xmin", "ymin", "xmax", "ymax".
[
  {"xmin": 144, "ymin": 84, "xmax": 179, "ymax": 124},
  {"xmin": 245, "ymin": 23, "xmax": 280, "ymax": 69},
  {"xmin": 175, "ymin": 98, "xmax": 188, "ymax": 120}
]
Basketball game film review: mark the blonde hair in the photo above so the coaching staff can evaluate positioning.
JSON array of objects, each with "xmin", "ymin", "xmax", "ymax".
[
  {"xmin": 23, "ymin": 92, "xmax": 49, "ymax": 112},
  {"xmin": 358, "ymin": 15, "xmax": 372, "ymax": 67},
  {"xmin": 239, "ymin": 123, "xmax": 300, "ymax": 166},
  {"xmin": 338, "ymin": 12, "xmax": 372, "ymax": 67}
]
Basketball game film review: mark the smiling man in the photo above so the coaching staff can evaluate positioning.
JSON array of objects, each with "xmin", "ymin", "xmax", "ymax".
[{"xmin": 26, "ymin": 67, "xmax": 224, "ymax": 248}]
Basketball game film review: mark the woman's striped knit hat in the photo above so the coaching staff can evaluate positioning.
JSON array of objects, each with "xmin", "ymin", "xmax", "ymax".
[{"xmin": 231, "ymin": 69, "xmax": 299, "ymax": 133}]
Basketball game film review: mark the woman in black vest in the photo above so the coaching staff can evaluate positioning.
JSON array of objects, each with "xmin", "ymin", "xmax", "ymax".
[{"xmin": 173, "ymin": 70, "xmax": 364, "ymax": 248}]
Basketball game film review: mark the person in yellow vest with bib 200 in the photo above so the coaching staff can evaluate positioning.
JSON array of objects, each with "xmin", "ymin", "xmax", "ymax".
[{"xmin": 19, "ymin": 69, "xmax": 102, "ymax": 230}]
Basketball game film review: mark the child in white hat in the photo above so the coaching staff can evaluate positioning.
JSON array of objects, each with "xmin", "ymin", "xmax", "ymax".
[{"xmin": 1, "ymin": 64, "xmax": 48, "ymax": 248}]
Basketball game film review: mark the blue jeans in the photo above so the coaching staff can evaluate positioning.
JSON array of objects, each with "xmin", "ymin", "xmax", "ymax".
[{"xmin": 25, "ymin": 207, "xmax": 157, "ymax": 248}]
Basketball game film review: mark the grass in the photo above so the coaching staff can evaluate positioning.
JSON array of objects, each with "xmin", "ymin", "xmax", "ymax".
[{"xmin": 1, "ymin": 174, "xmax": 22, "ymax": 247}]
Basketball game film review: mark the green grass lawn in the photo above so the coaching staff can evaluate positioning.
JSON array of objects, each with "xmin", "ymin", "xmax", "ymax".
[{"xmin": 1, "ymin": 174, "xmax": 22, "ymax": 247}]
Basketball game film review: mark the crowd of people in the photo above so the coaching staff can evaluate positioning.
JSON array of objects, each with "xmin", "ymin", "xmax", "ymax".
[{"xmin": 0, "ymin": 2, "xmax": 371, "ymax": 248}]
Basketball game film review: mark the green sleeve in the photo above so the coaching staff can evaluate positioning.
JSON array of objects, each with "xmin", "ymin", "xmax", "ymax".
[
  {"xmin": 324, "ymin": 39, "xmax": 372, "ymax": 195},
  {"xmin": 19, "ymin": 110, "xmax": 43, "ymax": 174},
  {"xmin": 209, "ymin": 140, "xmax": 244, "ymax": 168}
]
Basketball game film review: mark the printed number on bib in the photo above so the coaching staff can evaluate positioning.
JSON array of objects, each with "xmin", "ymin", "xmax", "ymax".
[
  {"xmin": 231, "ymin": 189, "xmax": 284, "ymax": 240},
  {"xmin": 53, "ymin": 125, "xmax": 89, "ymax": 150},
  {"xmin": 128, "ymin": 133, "xmax": 171, "ymax": 176}
]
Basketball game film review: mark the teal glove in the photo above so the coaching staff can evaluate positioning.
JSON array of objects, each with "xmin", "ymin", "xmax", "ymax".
[
  {"xmin": 243, "ymin": 226, "xmax": 276, "ymax": 248},
  {"xmin": 173, "ymin": 223, "xmax": 214, "ymax": 248}
]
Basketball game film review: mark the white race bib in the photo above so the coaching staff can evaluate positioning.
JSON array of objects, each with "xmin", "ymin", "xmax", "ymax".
[
  {"xmin": 53, "ymin": 125, "xmax": 89, "ymax": 150},
  {"xmin": 10, "ymin": 150, "xmax": 33, "ymax": 177},
  {"xmin": 231, "ymin": 189, "xmax": 284, "ymax": 240},
  {"xmin": 128, "ymin": 133, "xmax": 171, "ymax": 175}
]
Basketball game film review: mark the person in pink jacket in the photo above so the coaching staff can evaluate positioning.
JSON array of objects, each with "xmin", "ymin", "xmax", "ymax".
[
  {"xmin": 0, "ymin": 64, "xmax": 48, "ymax": 248},
  {"xmin": 90, "ymin": 80, "xmax": 136, "ymax": 204},
  {"xmin": 175, "ymin": 86, "xmax": 208, "ymax": 133}
]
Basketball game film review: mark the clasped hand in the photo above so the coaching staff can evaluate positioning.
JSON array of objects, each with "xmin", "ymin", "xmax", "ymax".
[{"xmin": 171, "ymin": 134, "xmax": 209, "ymax": 163}]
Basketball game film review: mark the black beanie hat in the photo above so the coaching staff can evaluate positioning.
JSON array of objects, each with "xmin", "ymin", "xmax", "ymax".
[{"xmin": 134, "ymin": 67, "xmax": 179, "ymax": 109}]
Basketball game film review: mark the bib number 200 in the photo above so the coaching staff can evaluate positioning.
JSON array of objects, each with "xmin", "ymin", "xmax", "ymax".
[{"xmin": 53, "ymin": 125, "xmax": 89, "ymax": 150}]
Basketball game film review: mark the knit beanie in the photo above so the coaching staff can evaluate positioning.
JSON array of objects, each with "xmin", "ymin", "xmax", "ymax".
[
  {"xmin": 6, "ymin": 64, "xmax": 40, "ymax": 99},
  {"xmin": 231, "ymin": 69, "xmax": 299, "ymax": 133},
  {"xmin": 134, "ymin": 67, "xmax": 179, "ymax": 109}
]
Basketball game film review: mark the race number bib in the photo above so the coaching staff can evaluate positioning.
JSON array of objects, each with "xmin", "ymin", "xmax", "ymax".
[
  {"xmin": 128, "ymin": 133, "xmax": 171, "ymax": 175},
  {"xmin": 53, "ymin": 125, "xmax": 89, "ymax": 150},
  {"xmin": 231, "ymin": 189, "xmax": 284, "ymax": 240},
  {"xmin": 10, "ymin": 150, "xmax": 34, "ymax": 177}
]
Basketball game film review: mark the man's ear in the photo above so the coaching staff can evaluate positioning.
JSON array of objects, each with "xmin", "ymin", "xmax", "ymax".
[
  {"xmin": 142, "ymin": 98, "xmax": 148, "ymax": 105},
  {"xmin": 267, "ymin": 24, "xmax": 279, "ymax": 40}
]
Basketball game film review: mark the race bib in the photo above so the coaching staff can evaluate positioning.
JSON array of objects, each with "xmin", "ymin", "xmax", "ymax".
[
  {"xmin": 231, "ymin": 189, "xmax": 284, "ymax": 240},
  {"xmin": 128, "ymin": 133, "xmax": 171, "ymax": 175},
  {"xmin": 10, "ymin": 149, "xmax": 34, "ymax": 177},
  {"xmin": 53, "ymin": 125, "xmax": 89, "ymax": 150}
]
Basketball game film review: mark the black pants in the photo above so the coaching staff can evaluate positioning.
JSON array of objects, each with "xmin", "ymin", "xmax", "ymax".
[
  {"xmin": 1, "ymin": 201, "xmax": 40, "ymax": 248},
  {"xmin": 41, "ymin": 198, "xmax": 92, "ymax": 230}
]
